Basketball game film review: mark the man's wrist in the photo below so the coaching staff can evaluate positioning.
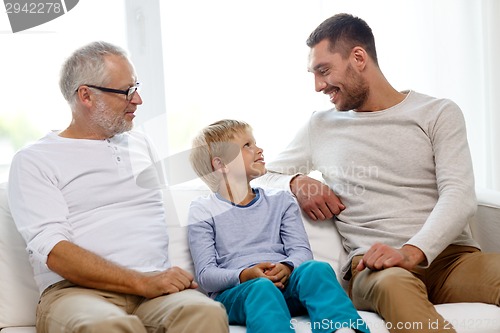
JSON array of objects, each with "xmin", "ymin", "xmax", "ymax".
[
  {"xmin": 401, "ymin": 244, "xmax": 426, "ymax": 267},
  {"xmin": 289, "ymin": 174, "xmax": 303, "ymax": 196}
]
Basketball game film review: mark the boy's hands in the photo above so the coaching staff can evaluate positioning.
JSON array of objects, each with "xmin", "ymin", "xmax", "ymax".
[
  {"xmin": 265, "ymin": 262, "xmax": 292, "ymax": 289},
  {"xmin": 239, "ymin": 262, "xmax": 292, "ymax": 289}
]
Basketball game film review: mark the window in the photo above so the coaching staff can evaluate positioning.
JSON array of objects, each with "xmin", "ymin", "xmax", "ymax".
[
  {"xmin": 0, "ymin": 0, "xmax": 127, "ymax": 182},
  {"xmin": 1, "ymin": 0, "xmax": 499, "ymax": 190},
  {"xmin": 159, "ymin": 0, "xmax": 329, "ymax": 160},
  {"xmin": 156, "ymin": 0, "xmax": 498, "ymax": 190}
]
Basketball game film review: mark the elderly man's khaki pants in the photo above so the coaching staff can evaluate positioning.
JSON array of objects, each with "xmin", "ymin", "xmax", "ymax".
[{"xmin": 36, "ymin": 281, "xmax": 228, "ymax": 333}]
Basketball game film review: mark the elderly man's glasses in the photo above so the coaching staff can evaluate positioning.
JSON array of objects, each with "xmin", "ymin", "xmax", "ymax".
[{"xmin": 81, "ymin": 82, "xmax": 140, "ymax": 101}]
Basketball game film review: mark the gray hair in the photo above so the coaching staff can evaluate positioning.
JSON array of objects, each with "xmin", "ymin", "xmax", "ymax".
[{"xmin": 59, "ymin": 41, "xmax": 129, "ymax": 107}]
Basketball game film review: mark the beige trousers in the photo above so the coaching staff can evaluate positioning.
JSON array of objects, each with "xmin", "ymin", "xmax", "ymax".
[
  {"xmin": 36, "ymin": 281, "xmax": 229, "ymax": 333},
  {"xmin": 349, "ymin": 245, "xmax": 500, "ymax": 333}
]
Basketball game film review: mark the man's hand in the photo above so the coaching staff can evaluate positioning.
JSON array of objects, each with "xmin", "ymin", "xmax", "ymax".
[
  {"xmin": 47, "ymin": 241, "xmax": 197, "ymax": 299},
  {"xmin": 290, "ymin": 175, "xmax": 345, "ymax": 220},
  {"xmin": 356, "ymin": 243, "xmax": 426, "ymax": 272},
  {"xmin": 240, "ymin": 262, "xmax": 292, "ymax": 289},
  {"xmin": 139, "ymin": 266, "xmax": 198, "ymax": 299}
]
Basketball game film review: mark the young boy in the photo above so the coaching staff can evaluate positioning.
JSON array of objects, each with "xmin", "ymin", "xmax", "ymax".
[{"xmin": 188, "ymin": 119, "xmax": 370, "ymax": 333}]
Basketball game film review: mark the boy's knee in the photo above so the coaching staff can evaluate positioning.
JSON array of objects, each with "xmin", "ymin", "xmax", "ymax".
[
  {"xmin": 297, "ymin": 260, "xmax": 336, "ymax": 277},
  {"xmin": 243, "ymin": 277, "xmax": 282, "ymax": 300},
  {"xmin": 248, "ymin": 277, "xmax": 278, "ymax": 290}
]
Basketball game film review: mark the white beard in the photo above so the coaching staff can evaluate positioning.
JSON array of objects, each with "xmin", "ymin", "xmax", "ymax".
[{"xmin": 90, "ymin": 99, "xmax": 133, "ymax": 137}]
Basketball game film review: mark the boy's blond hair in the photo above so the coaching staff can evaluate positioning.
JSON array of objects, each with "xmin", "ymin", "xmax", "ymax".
[{"xmin": 190, "ymin": 119, "xmax": 251, "ymax": 192}]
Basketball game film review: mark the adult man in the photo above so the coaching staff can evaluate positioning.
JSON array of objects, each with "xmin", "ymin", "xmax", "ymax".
[
  {"xmin": 258, "ymin": 13, "xmax": 500, "ymax": 333},
  {"xmin": 8, "ymin": 41, "xmax": 228, "ymax": 333}
]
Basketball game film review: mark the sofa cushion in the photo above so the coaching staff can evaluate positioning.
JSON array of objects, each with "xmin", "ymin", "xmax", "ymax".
[
  {"xmin": 0, "ymin": 183, "xmax": 38, "ymax": 329},
  {"xmin": 163, "ymin": 181, "xmax": 209, "ymax": 275},
  {"xmin": 435, "ymin": 303, "xmax": 500, "ymax": 333},
  {"xmin": 1, "ymin": 182, "xmax": 499, "ymax": 333},
  {"xmin": 0, "ymin": 328, "xmax": 36, "ymax": 333}
]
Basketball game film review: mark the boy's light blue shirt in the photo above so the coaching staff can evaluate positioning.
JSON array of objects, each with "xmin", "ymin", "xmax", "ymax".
[{"xmin": 188, "ymin": 187, "xmax": 313, "ymax": 298}]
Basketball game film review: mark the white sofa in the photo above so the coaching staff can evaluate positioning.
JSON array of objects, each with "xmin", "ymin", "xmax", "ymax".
[{"xmin": 1, "ymin": 181, "xmax": 499, "ymax": 333}]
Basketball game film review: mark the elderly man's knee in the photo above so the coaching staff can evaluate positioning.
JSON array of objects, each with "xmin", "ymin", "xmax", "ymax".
[
  {"xmin": 72, "ymin": 315, "xmax": 146, "ymax": 333},
  {"xmin": 170, "ymin": 301, "xmax": 228, "ymax": 332},
  {"xmin": 187, "ymin": 301, "xmax": 227, "ymax": 319}
]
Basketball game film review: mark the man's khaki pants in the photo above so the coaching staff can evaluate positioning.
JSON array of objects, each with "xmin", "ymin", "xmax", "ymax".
[
  {"xmin": 36, "ymin": 281, "xmax": 228, "ymax": 333},
  {"xmin": 349, "ymin": 245, "xmax": 500, "ymax": 333}
]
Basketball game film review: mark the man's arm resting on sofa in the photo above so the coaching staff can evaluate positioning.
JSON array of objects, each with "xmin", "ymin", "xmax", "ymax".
[
  {"xmin": 290, "ymin": 175, "xmax": 345, "ymax": 221},
  {"xmin": 47, "ymin": 240, "xmax": 197, "ymax": 298}
]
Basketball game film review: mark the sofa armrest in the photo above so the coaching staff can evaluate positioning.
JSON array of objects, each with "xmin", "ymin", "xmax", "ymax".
[{"xmin": 470, "ymin": 188, "xmax": 500, "ymax": 253}]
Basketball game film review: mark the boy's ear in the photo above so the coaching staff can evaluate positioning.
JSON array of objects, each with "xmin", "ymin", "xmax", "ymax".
[{"xmin": 212, "ymin": 157, "xmax": 228, "ymax": 173}]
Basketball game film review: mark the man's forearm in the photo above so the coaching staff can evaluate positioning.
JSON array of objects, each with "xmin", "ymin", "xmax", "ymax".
[
  {"xmin": 47, "ymin": 240, "xmax": 147, "ymax": 296},
  {"xmin": 252, "ymin": 171, "xmax": 297, "ymax": 191}
]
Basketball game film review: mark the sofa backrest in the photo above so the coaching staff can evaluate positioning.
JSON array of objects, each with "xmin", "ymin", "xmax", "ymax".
[
  {"xmin": 470, "ymin": 188, "xmax": 500, "ymax": 253},
  {"xmin": 0, "ymin": 182, "xmax": 38, "ymax": 328},
  {"xmin": 0, "ymin": 181, "xmax": 346, "ymax": 329},
  {"xmin": 2, "ymin": 181, "xmax": 499, "ymax": 329},
  {"xmin": 163, "ymin": 182, "xmax": 346, "ymax": 278}
]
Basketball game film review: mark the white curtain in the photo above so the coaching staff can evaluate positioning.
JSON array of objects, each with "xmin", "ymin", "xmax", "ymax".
[
  {"xmin": 1, "ymin": 0, "xmax": 496, "ymax": 190},
  {"xmin": 125, "ymin": 0, "xmax": 499, "ymax": 190},
  {"xmin": 124, "ymin": 0, "xmax": 498, "ymax": 190},
  {"xmin": 483, "ymin": 0, "xmax": 500, "ymax": 190}
]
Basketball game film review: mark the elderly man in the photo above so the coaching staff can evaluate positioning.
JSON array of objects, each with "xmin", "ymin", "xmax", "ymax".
[{"xmin": 8, "ymin": 41, "xmax": 228, "ymax": 333}]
